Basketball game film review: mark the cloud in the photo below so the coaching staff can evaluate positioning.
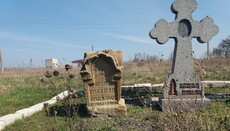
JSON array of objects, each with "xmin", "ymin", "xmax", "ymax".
[
  {"xmin": 107, "ymin": 33, "xmax": 153, "ymax": 45},
  {"xmin": 0, "ymin": 31, "xmax": 90, "ymax": 49}
]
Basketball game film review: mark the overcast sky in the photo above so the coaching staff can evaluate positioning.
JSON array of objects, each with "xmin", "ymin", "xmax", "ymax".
[{"xmin": 0, "ymin": 0, "xmax": 229, "ymax": 68}]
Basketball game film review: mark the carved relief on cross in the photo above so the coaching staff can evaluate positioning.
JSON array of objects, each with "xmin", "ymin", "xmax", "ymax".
[{"xmin": 149, "ymin": 0, "xmax": 218, "ymax": 96}]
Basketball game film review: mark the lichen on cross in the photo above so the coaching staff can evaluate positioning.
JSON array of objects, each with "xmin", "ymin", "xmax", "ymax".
[{"xmin": 149, "ymin": 0, "xmax": 218, "ymax": 97}]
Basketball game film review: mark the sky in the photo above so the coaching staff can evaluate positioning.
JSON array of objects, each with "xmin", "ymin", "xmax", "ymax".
[{"xmin": 0, "ymin": 0, "xmax": 229, "ymax": 68}]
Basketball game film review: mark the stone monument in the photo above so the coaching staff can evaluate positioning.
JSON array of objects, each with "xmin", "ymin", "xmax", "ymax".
[
  {"xmin": 80, "ymin": 49, "xmax": 127, "ymax": 116},
  {"xmin": 149, "ymin": 0, "xmax": 218, "ymax": 111}
]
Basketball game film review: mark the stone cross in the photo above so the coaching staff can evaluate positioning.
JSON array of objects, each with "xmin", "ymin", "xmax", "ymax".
[{"xmin": 149, "ymin": 0, "xmax": 218, "ymax": 97}]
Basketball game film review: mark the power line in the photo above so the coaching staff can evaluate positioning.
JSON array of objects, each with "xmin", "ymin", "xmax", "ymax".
[{"xmin": 0, "ymin": 18, "xmax": 152, "ymax": 27}]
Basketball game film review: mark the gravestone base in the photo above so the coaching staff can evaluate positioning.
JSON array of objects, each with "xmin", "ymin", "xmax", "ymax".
[
  {"xmin": 87, "ymin": 98, "xmax": 127, "ymax": 117},
  {"xmin": 160, "ymin": 98, "xmax": 211, "ymax": 111}
]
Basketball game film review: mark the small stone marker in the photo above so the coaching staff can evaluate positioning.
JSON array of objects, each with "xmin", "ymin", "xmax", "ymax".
[
  {"xmin": 80, "ymin": 49, "xmax": 127, "ymax": 116},
  {"xmin": 149, "ymin": 0, "xmax": 218, "ymax": 111}
]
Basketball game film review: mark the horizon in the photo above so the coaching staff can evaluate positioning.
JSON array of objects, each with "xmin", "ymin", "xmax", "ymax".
[{"xmin": 0, "ymin": 0, "xmax": 229, "ymax": 68}]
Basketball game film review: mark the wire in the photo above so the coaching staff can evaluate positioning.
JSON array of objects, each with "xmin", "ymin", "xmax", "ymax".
[{"xmin": 0, "ymin": 18, "xmax": 152, "ymax": 27}]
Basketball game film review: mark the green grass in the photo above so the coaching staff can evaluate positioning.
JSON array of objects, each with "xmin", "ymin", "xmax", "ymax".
[
  {"xmin": 0, "ymin": 86, "xmax": 52, "ymax": 116},
  {"xmin": 0, "ymin": 70, "xmax": 83, "ymax": 117},
  {"xmin": 205, "ymin": 84, "xmax": 230, "ymax": 94},
  {"xmin": 4, "ymin": 98, "xmax": 229, "ymax": 131}
]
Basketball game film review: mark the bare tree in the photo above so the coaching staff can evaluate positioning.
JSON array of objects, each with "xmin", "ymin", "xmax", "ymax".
[
  {"xmin": 212, "ymin": 36, "xmax": 230, "ymax": 58},
  {"xmin": 212, "ymin": 48, "xmax": 223, "ymax": 58},
  {"xmin": 218, "ymin": 36, "xmax": 230, "ymax": 58}
]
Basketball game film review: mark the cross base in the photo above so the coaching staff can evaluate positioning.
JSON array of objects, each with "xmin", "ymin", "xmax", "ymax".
[
  {"xmin": 86, "ymin": 98, "xmax": 127, "ymax": 117},
  {"xmin": 160, "ymin": 98, "xmax": 211, "ymax": 111}
]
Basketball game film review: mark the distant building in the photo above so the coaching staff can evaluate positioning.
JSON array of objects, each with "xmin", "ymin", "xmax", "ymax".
[
  {"xmin": 45, "ymin": 59, "xmax": 58, "ymax": 68},
  {"xmin": 72, "ymin": 59, "xmax": 83, "ymax": 68}
]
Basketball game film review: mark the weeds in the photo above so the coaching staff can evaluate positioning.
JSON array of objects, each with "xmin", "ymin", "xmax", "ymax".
[{"xmin": 42, "ymin": 65, "xmax": 81, "ymax": 131}]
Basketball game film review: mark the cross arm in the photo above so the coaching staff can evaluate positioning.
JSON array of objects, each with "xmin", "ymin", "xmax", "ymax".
[
  {"xmin": 149, "ymin": 19, "xmax": 177, "ymax": 44},
  {"xmin": 192, "ymin": 16, "xmax": 219, "ymax": 43}
]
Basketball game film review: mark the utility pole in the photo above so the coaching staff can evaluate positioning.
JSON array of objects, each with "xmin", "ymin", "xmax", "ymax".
[
  {"xmin": 29, "ymin": 58, "xmax": 32, "ymax": 68},
  {"xmin": 207, "ymin": 42, "xmax": 210, "ymax": 59},
  {"xmin": 92, "ymin": 45, "xmax": 94, "ymax": 51},
  {"xmin": 0, "ymin": 48, "xmax": 3, "ymax": 73}
]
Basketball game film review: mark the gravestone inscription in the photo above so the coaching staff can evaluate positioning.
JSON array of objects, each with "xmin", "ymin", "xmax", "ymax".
[
  {"xmin": 80, "ymin": 49, "xmax": 127, "ymax": 116},
  {"xmin": 149, "ymin": 0, "xmax": 218, "ymax": 111}
]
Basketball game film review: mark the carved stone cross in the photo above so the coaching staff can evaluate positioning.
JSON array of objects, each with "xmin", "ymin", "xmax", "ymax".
[{"xmin": 149, "ymin": 0, "xmax": 218, "ymax": 97}]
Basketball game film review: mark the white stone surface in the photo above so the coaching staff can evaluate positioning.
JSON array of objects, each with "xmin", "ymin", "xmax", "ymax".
[
  {"xmin": 0, "ymin": 113, "xmax": 22, "ymax": 128},
  {"xmin": 0, "ymin": 121, "xmax": 5, "ymax": 131},
  {"xmin": 203, "ymin": 81, "xmax": 230, "ymax": 84},
  {"xmin": 121, "ymin": 81, "xmax": 230, "ymax": 90},
  {"xmin": 43, "ymin": 99, "xmax": 57, "ymax": 105},
  {"xmin": 152, "ymin": 84, "xmax": 164, "ymax": 87},
  {"xmin": 16, "ymin": 108, "xmax": 34, "ymax": 118},
  {"xmin": 29, "ymin": 103, "xmax": 44, "ymax": 112},
  {"xmin": 151, "ymin": 97, "xmax": 159, "ymax": 102},
  {"xmin": 53, "ymin": 90, "xmax": 69, "ymax": 100},
  {"xmin": 134, "ymin": 83, "xmax": 152, "ymax": 87}
]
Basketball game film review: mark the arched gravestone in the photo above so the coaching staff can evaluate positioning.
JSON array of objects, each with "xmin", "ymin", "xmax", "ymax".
[
  {"xmin": 80, "ymin": 49, "xmax": 127, "ymax": 116},
  {"xmin": 149, "ymin": 0, "xmax": 218, "ymax": 111}
]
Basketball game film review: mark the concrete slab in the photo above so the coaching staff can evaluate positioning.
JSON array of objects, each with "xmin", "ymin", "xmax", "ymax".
[
  {"xmin": 0, "ymin": 121, "xmax": 5, "ymax": 131},
  {"xmin": 16, "ymin": 108, "xmax": 32, "ymax": 118},
  {"xmin": 43, "ymin": 99, "xmax": 57, "ymax": 105},
  {"xmin": 160, "ymin": 98, "xmax": 211, "ymax": 111},
  {"xmin": 0, "ymin": 113, "xmax": 22, "ymax": 127},
  {"xmin": 29, "ymin": 103, "xmax": 44, "ymax": 112}
]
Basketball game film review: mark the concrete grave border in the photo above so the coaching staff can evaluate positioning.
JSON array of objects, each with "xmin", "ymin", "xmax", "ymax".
[{"xmin": 0, "ymin": 90, "xmax": 83, "ymax": 131}]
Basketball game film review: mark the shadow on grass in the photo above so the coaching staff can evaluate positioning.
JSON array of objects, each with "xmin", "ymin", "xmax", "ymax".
[{"xmin": 48, "ymin": 104, "xmax": 89, "ymax": 118}]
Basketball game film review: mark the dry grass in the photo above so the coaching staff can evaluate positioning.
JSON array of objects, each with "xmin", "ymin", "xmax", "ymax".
[
  {"xmin": 122, "ymin": 58, "xmax": 230, "ymax": 85},
  {"xmin": 0, "ymin": 67, "xmax": 80, "ymax": 94}
]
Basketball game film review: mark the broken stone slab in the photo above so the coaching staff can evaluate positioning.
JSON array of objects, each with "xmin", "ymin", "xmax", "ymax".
[
  {"xmin": 141, "ymin": 97, "xmax": 160, "ymax": 107},
  {"xmin": 75, "ymin": 89, "xmax": 84, "ymax": 95},
  {"xmin": 0, "ymin": 113, "xmax": 23, "ymax": 128},
  {"xmin": 74, "ymin": 89, "xmax": 85, "ymax": 98},
  {"xmin": 152, "ymin": 97, "xmax": 159, "ymax": 102}
]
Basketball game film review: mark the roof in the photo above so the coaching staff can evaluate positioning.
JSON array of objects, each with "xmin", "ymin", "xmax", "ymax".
[{"xmin": 72, "ymin": 59, "xmax": 84, "ymax": 63}]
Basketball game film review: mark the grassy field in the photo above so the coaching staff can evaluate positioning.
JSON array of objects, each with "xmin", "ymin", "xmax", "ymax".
[
  {"xmin": 3, "ymin": 96, "xmax": 230, "ymax": 131},
  {"xmin": 0, "ymin": 58, "xmax": 230, "ymax": 130},
  {"xmin": 0, "ymin": 68, "xmax": 82, "ymax": 117}
]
